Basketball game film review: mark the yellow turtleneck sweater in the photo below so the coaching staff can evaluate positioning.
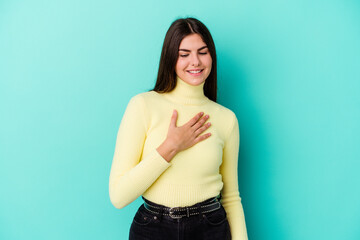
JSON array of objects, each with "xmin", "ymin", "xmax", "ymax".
[{"xmin": 109, "ymin": 76, "xmax": 248, "ymax": 239}]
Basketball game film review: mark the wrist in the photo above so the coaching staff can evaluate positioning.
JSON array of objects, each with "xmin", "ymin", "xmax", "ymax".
[{"xmin": 156, "ymin": 139, "xmax": 178, "ymax": 162}]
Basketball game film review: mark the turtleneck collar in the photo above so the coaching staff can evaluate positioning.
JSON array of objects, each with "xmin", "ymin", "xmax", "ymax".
[{"xmin": 162, "ymin": 75, "xmax": 209, "ymax": 105}]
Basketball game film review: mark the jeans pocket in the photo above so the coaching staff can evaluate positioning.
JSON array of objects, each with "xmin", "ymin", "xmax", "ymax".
[
  {"xmin": 202, "ymin": 205, "xmax": 228, "ymax": 226},
  {"xmin": 133, "ymin": 204, "xmax": 154, "ymax": 226}
]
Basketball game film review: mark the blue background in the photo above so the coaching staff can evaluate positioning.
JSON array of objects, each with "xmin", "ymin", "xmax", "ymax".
[{"xmin": 1, "ymin": 0, "xmax": 359, "ymax": 239}]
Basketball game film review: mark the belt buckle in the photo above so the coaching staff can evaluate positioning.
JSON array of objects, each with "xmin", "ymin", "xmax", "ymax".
[{"xmin": 169, "ymin": 207, "xmax": 182, "ymax": 219}]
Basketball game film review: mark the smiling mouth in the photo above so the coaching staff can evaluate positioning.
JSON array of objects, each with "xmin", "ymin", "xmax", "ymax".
[{"xmin": 187, "ymin": 69, "xmax": 203, "ymax": 73}]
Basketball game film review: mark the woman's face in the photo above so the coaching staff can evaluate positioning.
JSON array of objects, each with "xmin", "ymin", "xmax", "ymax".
[{"xmin": 175, "ymin": 33, "xmax": 212, "ymax": 86}]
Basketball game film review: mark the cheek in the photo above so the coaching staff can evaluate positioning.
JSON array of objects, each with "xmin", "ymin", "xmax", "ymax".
[
  {"xmin": 204, "ymin": 58, "xmax": 212, "ymax": 75},
  {"xmin": 203, "ymin": 56, "xmax": 212, "ymax": 68},
  {"xmin": 205, "ymin": 61, "xmax": 212, "ymax": 71},
  {"xmin": 176, "ymin": 60, "xmax": 187, "ymax": 71}
]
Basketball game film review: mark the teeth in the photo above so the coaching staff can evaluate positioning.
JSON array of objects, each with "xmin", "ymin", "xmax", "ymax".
[{"xmin": 188, "ymin": 70, "xmax": 202, "ymax": 73}]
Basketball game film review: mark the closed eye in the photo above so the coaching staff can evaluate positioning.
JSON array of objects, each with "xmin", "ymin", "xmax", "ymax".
[{"xmin": 180, "ymin": 52, "xmax": 208, "ymax": 57}]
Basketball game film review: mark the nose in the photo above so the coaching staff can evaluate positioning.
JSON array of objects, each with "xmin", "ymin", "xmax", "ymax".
[{"xmin": 190, "ymin": 54, "xmax": 200, "ymax": 66}]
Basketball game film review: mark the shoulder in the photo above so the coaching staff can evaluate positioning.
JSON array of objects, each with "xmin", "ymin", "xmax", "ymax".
[
  {"xmin": 130, "ymin": 90, "xmax": 159, "ymax": 102},
  {"xmin": 124, "ymin": 92, "xmax": 156, "ymax": 128},
  {"xmin": 125, "ymin": 91, "xmax": 162, "ymax": 118},
  {"xmin": 128, "ymin": 91, "xmax": 157, "ymax": 106},
  {"xmin": 208, "ymin": 101, "xmax": 239, "ymax": 140},
  {"xmin": 208, "ymin": 100, "xmax": 237, "ymax": 123}
]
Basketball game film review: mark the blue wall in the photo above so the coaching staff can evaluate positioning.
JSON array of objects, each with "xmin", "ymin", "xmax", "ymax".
[{"xmin": 1, "ymin": 0, "xmax": 359, "ymax": 239}]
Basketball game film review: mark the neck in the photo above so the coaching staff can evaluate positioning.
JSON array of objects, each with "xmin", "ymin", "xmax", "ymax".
[{"xmin": 162, "ymin": 76, "xmax": 209, "ymax": 105}]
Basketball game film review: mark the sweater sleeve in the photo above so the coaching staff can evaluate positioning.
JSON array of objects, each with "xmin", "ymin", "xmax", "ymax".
[
  {"xmin": 220, "ymin": 112, "xmax": 248, "ymax": 240},
  {"xmin": 109, "ymin": 94, "xmax": 172, "ymax": 209}
]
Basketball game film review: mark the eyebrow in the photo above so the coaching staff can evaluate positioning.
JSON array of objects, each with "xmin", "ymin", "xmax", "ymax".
[{"xmin": 178, "ymin": 46, "xmax": 208, "ymax": 52}]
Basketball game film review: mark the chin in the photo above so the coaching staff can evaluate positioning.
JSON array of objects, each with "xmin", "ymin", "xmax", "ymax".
[{"xmin": 186, "ymin": 78, "xmax": 206, "ymax": 86}]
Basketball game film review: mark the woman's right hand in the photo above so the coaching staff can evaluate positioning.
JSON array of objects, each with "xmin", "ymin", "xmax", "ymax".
[{"xmin": 156, "ymin": 110, "xmax": 212, "ymax": 162}]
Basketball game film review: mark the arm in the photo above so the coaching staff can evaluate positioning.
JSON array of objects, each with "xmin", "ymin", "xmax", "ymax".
[
  {"xmin": 220, "ymin": 112, "xmax": 248, "ymax": 240},
  {"xmin": 109, "ymin": 94, "xmax": 172, "ymax": 209}
]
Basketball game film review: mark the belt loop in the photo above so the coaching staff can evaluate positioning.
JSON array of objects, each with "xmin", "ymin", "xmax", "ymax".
[
  {"xmin": 186, "ymin": 206, "xmax": 190, "ymax": 217},
  {"xmin": 158, "ymin": 205, "xmax": 164, "ymax": 222},
  {"xmin": 196, "ymin": 203, "xmax": 203, "ymax": 220}
]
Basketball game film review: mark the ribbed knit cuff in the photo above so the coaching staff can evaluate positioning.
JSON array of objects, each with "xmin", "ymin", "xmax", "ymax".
[{"xmin": 135, "ymin": 148, "xmax": 172, "ymax": 184}]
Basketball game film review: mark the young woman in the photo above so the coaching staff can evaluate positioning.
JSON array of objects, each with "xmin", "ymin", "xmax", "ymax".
[{"xmin": 109, "ymin": 17, "xmax": 248, "ymax": 240}]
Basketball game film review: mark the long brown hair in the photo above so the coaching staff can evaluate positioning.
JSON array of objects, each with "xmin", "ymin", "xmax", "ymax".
[{"xmin": 150, "ymin": 17, "xmax": 217, "ymax": 102}]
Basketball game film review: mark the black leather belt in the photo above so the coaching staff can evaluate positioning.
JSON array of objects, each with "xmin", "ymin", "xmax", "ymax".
[{"xmin": 143, "ymin": 197, "xmax": 221, "ymax": 219}]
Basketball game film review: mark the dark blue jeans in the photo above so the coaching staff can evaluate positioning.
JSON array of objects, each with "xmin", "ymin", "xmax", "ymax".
[{"xmin": 129, "ymin": 196, "xmax": 231, "ymax": 240}]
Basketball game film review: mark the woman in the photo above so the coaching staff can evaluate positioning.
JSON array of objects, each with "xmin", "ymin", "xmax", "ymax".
[{"xmin": 109, "ymin": 17, "xmax": 248, "ymax": 240}]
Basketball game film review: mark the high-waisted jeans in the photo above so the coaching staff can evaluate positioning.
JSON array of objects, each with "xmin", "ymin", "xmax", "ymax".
[{"xmin": 129, "ymin": 195, "xmax": 232, "ymax": 240}]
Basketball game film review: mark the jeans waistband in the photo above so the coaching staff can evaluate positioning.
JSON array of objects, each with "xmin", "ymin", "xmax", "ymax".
[{"xmin": 141, "ymin": 193, "xmax": 222, "ymax": 209}]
